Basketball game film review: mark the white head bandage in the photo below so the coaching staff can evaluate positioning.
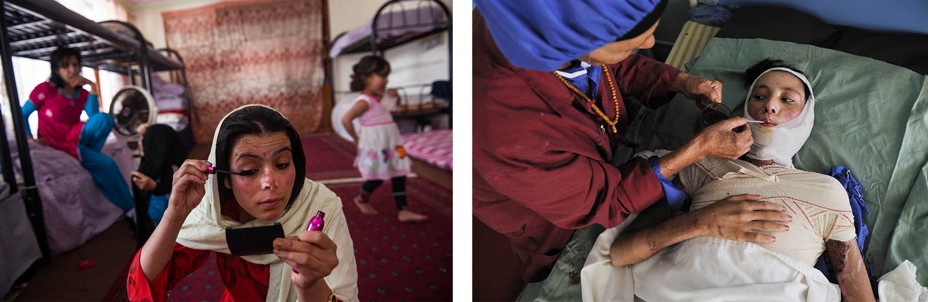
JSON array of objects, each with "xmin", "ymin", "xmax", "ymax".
[{"xmin": 742, "ymin": 67, "xmax": 815, "ymax": 167}]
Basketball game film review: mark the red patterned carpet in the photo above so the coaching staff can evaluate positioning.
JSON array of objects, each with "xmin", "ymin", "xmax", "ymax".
[
  {"xmin": 302, "ymin": 134, "xmax": 362, "ymax": 180},
  {"xmin": 327, "ymin": 179, "xmax": 453, "ymax": 301}
]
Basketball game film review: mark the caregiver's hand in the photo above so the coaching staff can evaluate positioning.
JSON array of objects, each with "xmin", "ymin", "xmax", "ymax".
[
  {"xmin": 166, "ymin": 160, "xmax": 210, "ymax": 222},
  {"xmin": 691, "ymin": 194, "xmax": 792, "ymax": 243},
  {"xmin": 675, "ymin": 73, "xmax": 722, "ymax": 109},
  {"xmin": 693, "ymin": 117, "xmax": 753, "ymax": 160},
  {"xmin": 653, "ymin": 117, "xmax": 751, "ymax": 178}
]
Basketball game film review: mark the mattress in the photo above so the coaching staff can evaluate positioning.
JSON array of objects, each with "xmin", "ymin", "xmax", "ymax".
[{"xmin": 403, "ymin": 129, "xmax": 452, "ymax": 171}]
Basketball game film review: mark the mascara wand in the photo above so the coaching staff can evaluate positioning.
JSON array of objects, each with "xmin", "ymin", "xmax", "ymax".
[{"xmin": 207, "ymin": 166, "xmax": 256, "ymax": 176}]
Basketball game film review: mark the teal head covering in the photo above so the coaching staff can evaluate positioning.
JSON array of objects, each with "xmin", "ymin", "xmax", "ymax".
[{"xmin": 475, "ymin": 0, "xmax": 668, "ymax": 71}]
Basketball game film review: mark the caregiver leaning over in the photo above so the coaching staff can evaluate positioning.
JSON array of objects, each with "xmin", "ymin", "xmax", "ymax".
[{"xmin": 473, "ymin": 0, "xmax": 787, "ymax": 298}]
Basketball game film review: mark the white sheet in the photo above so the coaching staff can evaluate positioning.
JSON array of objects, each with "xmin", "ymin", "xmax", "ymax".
[
  {"xmin": 879, "ymin": 260, "xmax": 928, "ymax": 302},
  {"xmin": 583, "ymin": 220, "xmax": 927, "ymax": 301},
  {"xmin": 582, "ymin": 221, "xmax": 839, "ymax": 302}
]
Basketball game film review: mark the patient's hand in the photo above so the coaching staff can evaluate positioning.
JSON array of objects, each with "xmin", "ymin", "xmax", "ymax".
[
  {"xmin": 610, "ymin": 194, "xmax": 787, "ymax": 266},
  {"xmin": 692, "ymin": 194, "xmax": 791, "ymax": 243}
]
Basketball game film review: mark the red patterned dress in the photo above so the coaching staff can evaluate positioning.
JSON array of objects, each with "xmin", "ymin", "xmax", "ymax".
[{"xmin": 126, "ymin": 243, "xmax": 270, "ymax": 301}]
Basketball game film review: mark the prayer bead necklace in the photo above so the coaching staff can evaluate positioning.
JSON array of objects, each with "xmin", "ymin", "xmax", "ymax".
[{"xmin": 553, "ymin": 66, "xmax": 620, "ymax": 134}]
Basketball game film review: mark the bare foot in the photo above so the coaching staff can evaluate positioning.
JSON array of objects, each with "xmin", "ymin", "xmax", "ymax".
[
  {"xmin": 398, "ymin": 209, "xmax": 428, "ymax": 222},
  {"xmin": 353, "ymin": 196, "xmax": 379, "ymax": 215}
]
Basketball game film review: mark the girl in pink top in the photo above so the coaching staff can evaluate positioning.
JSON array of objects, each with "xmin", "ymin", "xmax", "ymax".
[
  {"xmin": 341, "ymin": 55, "xmax": 428, "ymax": 223},
  {"xmin": 21, "ymin": 47, "xmax": 133, "ymax": 212}
]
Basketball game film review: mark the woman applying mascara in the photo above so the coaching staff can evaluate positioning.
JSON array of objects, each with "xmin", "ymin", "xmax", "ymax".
[{"xmin": 127, "ymin": 105, "xmax": 359, "ymax": 302}]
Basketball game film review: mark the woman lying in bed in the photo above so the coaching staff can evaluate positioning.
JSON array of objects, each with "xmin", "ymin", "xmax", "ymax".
[{"xmin": 608, "ymin": 59, "xmax": 874, "ymax": 301}]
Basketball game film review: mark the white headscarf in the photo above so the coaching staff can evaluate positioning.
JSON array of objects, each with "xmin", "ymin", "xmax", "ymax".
[
  {"xmin": 743, "ymin": 67, "xmax": 816, "ymax": 167},
  {"xmin": 175, "ymin": 105, "xmax": 359, "ymax": 302}
]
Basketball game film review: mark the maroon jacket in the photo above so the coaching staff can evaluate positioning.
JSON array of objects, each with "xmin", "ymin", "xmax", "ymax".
[{"xmin": 473, "ymin": 11, "xmax": 684, "ymax": 282}]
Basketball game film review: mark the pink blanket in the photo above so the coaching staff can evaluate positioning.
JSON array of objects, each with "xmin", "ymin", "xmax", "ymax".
[{"xmin": 403, "ymin": 130, "xmax": 452, "ymax": 171}]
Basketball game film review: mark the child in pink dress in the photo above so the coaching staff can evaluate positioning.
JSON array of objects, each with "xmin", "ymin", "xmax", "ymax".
[{"xmin": 341, "ymin": 55, "xmax": 428, "ymax": 223}]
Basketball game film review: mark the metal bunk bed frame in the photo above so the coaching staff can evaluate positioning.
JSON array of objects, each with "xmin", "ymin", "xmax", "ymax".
[
  {"xmin": 0, "ymin": 0, "xmax": 188, "ymax": 262},
  {"xmin": 331, "ymin": 0, "xmax": 452, "ymax": 128},
  {"xmin": 370, "ymin": 0, "xmax": 451, "ymax": 128}
]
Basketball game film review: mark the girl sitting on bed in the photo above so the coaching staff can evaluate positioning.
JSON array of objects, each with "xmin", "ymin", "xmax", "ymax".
[
  {"xmin": 608, "ymin": 59, "xmax": 875, "ymax": 301},
  {"xmin": 21, "ymin": 46, "xmax": 133, "ymax": 212},
  {"xmin": 341, "ymin": 55, "xmax": 428, "ymax": 223}
]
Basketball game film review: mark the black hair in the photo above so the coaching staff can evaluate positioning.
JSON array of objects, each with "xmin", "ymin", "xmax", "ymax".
[
  {"xmin": 138, "ymin": 124, "xmax": 187, "ymax": 182},
  {"xmin": 48, "ymin": 47, "xmax": 82, "ymax": 89},
  {"xmin": 349, "ymin": 55, "xmax": 391, "ymax": 92},
  {"xmin": 215, "ymin": 106, "xmax": 306, "ymax": 211},
  {"xmin": 745, "ymin": 58, "xmax": 811, "ymax": 100}
]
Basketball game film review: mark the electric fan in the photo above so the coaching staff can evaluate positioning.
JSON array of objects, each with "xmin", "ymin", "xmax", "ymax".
[{"xmin": 109, "ymin": 85, "xmax": 157, "ymax": 139}]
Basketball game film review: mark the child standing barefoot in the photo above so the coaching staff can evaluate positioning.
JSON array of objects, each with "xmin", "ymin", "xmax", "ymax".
[{"xmin": 342, "ymin": 55, "xmax": 428, "ymax": 223}]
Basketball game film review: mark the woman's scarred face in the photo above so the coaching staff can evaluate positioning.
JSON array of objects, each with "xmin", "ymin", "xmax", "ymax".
[
  {"xmin": 224, "ymin": 132, "xmax": 296, "ymax": 222},
  {"xmin": 747, "ymin": 71, "xmax": 807, "ymax": 127}
]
